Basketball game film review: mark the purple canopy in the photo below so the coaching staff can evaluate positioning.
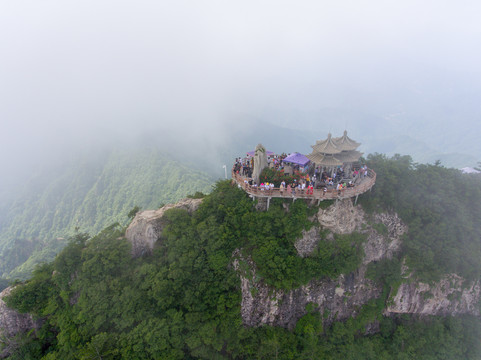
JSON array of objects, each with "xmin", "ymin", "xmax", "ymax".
[
  {"xmin": 247, "ymin": 150, "xmax": 275, "ymax": 157},
  {"xmin": 283, "ymin": 152, "xmax": 310, "ymax": 166}
]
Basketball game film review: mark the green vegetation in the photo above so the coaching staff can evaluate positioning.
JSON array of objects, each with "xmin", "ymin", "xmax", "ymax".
[
  {"xmin": 260, "ymin": 167, "xmax": 305, "ymax": 187},
  {"xmin": 360, "ymin": 153, "xmax": 481, "ymax": 283},
  {"xmin": 232, "ymin": 197, "xmax": 365, "ymax": 290},
  {"xmin": 0, "ymin": 148, "xmax": 214, "ymax": 280},
  {"xmin": 3, "ymin": 154, "xmax": 481, "ymax": 358}
]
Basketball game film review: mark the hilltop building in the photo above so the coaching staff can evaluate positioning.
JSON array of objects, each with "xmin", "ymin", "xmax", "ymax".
[
  {"xmin": 232, "ymin": 131, "xmax": 375, "ymax": 209},
  {"xmin": 307, "ymin": 131, "xmax": 363, "ymax": 177}
]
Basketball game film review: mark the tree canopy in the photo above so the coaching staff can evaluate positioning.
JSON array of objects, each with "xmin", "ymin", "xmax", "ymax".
[{"xmin": 3, "ymin": 155, "xmax": 481, "ymax": 359}]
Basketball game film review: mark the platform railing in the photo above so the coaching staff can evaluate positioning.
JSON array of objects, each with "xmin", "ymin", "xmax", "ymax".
[{"xmin": 231, "ymin": 168, "xmax": 376, "ymax": 201}]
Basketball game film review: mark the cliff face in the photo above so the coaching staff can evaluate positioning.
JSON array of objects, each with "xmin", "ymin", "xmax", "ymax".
[
  {"xmin": 237, "ymin": 199, "xmax": 402, "ymax": 329},
  {"xmin": 236, "ymin": 256, "xmax": 382, "ymax": 329},
  {"xmin": 388, "ymin": 275, "xmax": 481, "ymax": 316},
  {"xmin": 124, "ymin": 197, "xmax": 480, "ymax": 328},
  {"xmin": 125, "ymin": 198, "xmax": 203, "ymax": 257},
  {"xmin": 237, "ymin": 199, "xmax": 480, "ymax": 328},
  {"xmin": 0, "ymin": 287, "xmax": 40, "ymax": 358}
]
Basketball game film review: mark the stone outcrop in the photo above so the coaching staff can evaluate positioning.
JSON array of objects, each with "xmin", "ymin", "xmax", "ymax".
[
  {"xmin": 317, "ymin": 199, "xmax": 365, "ymax": 234},
  {"xmin": 294, "ymin": 227, "xmax": 321, "ymax": 258},
  {"xmin": 387, "ymin": 274, "xmax": 481, "ymax": 316},
  {"xmin": 363, "ymin": 212, "xmax": 405, "ymax": 264},
  {"xmin": 238, "ymin": 200, "xmax": 401, "ymax": 328},
  {"xmin": 235, "ymin": 253, "xmax": 381, "ymax": 329},
  {"xmin": 237, "ymin": 199, "xmax": 480, "ymax": 329},
  {"xmin": 125, "ymin": 198, "xmax": 203, "ymax": 257},
  {"xmin": 0, "ymin": 287, "xmax": 40, "ymax": 358}
]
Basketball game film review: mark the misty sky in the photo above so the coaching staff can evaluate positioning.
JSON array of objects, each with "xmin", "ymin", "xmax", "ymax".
[{"xmin": 1, "ymin": 0, "xmax": 481, "ymax": 185}]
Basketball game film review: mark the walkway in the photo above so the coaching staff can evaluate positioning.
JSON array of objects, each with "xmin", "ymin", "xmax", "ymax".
[{"xmin": 232, "ymin": 168, "xmax": 376, "ymax": 205}]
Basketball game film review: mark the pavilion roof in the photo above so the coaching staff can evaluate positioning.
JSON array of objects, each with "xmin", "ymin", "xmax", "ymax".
[
  {"xmin": 335, "ymin": 150, "xmax": 363, "ymax": 163},
  {"xmin": 333, "ymin": 130, "xmax": 361, "ymax": 151},
  {"xmin": 310, "ymin": 133, "xmax": 342, "ymax": 154},
  {"xmin": 306, "ymin": 152, "xmax": 343, "ymax": 166}
]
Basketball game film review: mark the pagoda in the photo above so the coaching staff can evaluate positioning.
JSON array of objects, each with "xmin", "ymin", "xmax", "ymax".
[{"xmin": 307, "ymin": 131, "xmax": 362, "ymax": 176}]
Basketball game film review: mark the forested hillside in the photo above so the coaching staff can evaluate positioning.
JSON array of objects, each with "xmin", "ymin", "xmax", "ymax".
[
  {"xmin": 0, "ymin": 147, "xmax": 214, "ymax": 281},
  {"xmin": 360, "ymin": 154, "xmax": 481, "ymax": 283},
  {"xmin": 3, "ymin": 155, "xmax": 481, "ymax": 359}
]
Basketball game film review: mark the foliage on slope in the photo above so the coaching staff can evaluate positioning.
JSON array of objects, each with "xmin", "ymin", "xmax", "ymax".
[
  {"xmin": 360, "ymin": 153, "xmax": 481, "ymax": 283},
  {"xmin": 3, "ymin": 179, "xmax": 481, "ymax": 359},
  {"xmin": 0, "ymin": 148, "xmax": 214, "ymax": 280}
]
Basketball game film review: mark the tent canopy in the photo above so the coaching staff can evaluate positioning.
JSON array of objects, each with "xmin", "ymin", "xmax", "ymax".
[{"xmin": 283, "ymin": 152, "xmax": 310, "ymax": 166}]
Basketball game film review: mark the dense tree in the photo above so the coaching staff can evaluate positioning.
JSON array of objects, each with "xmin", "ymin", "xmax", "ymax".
[
  {"xmin": 360, "ymin": 153, "xmax": 481, "ymax": 282},
  {"xmin": 0, "ymin": 148, "xmax": 214, "ymax": 280},
  {"xmin": 3, "ymin": 162, "xmax": 481, "ymax": 358}
]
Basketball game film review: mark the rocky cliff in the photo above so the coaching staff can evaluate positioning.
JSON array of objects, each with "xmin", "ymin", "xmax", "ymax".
[
  {"xmin": 387, "ymin": 274, "xmax": 481, "ymax": 316},
  {"xmin": 125, "ymin": 198, "xmax": 203, "ymax": 257},
  {"xmin": 237, "ymin": 199, "xmax": 480, "ymax": 329},
  {"xmin": 0, "ymin": 287, "xmax": 40, "ymax": 358},
  {"xmin": 123, "ymin": 197, "xmax": 480, "ymax": 328},
  {"xmin": 5, "ymin": 196, "xmax": 476, "ymax": 349}
]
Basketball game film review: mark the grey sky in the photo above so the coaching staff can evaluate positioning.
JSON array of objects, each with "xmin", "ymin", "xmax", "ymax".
[{"xmin": 1, "ymin": 0, "xmax": 481, "ymax": 184}]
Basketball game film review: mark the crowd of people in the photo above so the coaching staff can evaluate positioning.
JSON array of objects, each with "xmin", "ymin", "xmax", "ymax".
[{"xmin": 233, "ymin": 154, "xmax": 370, "ymax": 197}]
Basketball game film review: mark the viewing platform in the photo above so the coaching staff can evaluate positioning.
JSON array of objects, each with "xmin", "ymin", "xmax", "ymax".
[
  {"xmin": 233, "ymin": 131, "xmax": 376, "ymax": 208},
  {"xmin": 232, "ymin": 168, "xmax": 376, "ymax": 205}
]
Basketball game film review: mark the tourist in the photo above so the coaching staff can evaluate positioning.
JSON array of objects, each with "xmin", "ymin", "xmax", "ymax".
[
  {"xmin": 307, "ymin": 184, "xmax": 313, "ymax": 195},
  {"xmin": 280, "ymin": 181, "xmax": 285, "ymax": 194}
]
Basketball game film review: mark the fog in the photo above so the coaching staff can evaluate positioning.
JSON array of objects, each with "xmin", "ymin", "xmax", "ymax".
[{"xmin": 2, "ymin": 0, "xmax": 481, "ymax": 188}]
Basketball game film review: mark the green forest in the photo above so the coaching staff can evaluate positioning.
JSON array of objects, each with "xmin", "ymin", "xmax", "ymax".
[
  {"xmin": 3, "ymin": 154, "xmax": 481, "ymax": 359},
  {"xmin": 0, "ymin": 148, "xmax": 214, "ymax": 281}
]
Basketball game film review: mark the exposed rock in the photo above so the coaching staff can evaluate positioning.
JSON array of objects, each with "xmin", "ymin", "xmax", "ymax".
[
  {"xmin": 237, "ymin": 204, "xmax": 407, "ymax": 329},
  {"xmin": 255, "ymin": 197, "xmax": 268, "ymax": 212},
  {"xmin": 387, "ymin": 274, "xmax": 481, "ymax": 316},
  {"xmin": 363, "ymin": 212, "xmax": 406, "ymax": 264},
  {"xmin": 296, "ymin": 203, "xmax": 406, "ymax": 262},
  {"xmin": 235, "ymin": 252, "xmax": 382, "ymax": 329},
  {"xmin": 236, "ymin": 200, "xmax": 479, "ymax": 329},
  {"xmin": 125, "ymin": 198, "xmax": 203, "ymax": 257},
  {"xmin": 0, "ymin": 287, "xmax": 39, "ymax": 358},
  {"xmin": 317, "ymin": 199, "xmax": 364, "ymax": 234},
  {"xmin": 364, "ymin": 320, "xmax": 380, "ymax": 335},
  {"xmin": 294, "ymin": 227, "xmax": 320, "ymax": 257}
]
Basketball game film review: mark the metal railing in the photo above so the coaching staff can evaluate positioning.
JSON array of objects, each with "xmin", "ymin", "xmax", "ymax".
[{"xmin": 232, "ymin": 168, "xmax": 376, "ymax": 201}]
